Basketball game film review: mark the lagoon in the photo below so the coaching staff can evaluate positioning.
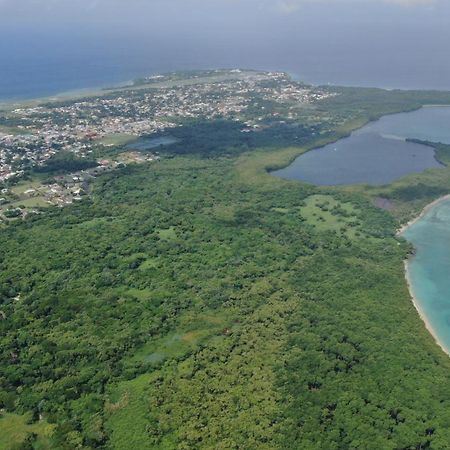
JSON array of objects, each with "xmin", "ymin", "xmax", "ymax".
[
  {"xmin": 402, "ymin": 198, "xmax": 450, "ymax": 355},
  {"xmin": 273, "ymin": 107, "xmax": 450, "ymax": 186}
]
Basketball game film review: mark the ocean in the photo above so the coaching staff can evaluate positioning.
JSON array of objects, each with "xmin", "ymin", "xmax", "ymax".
[{"xmin": 2, "ymin": 1, "xmax": 450, "ymax": 101}]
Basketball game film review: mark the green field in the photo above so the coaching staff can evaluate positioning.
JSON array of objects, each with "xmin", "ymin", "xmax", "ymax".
[
  {"xmin": 9, "ymin": 197, "xmax": 49, "ymax": 209},
  {"xmin": 156, "ymin": 226, "xmax": 177, "ymax": 241},
  {"xmin": 99, "ymin": 133, "xmax": 137, "ymax": 147},
  {"xmin": 10, "ymin": 180, "xmax": 46, "ymax": 196},
  {"xmin": 300, "ymin": 194, "xmax": 362, "ymax": 238},
  {"xmin": 0, "ymin": 413, "xmax": 55, "ymax": 449},
  {"xmin": 0, "ymin": 179, "xmax": 50, "ymax": 217}
]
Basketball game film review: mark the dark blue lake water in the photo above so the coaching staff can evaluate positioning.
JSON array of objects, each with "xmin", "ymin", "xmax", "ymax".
[{"xmin": 273, "ymin": 107, "xmax": 450, "ymax": 186}]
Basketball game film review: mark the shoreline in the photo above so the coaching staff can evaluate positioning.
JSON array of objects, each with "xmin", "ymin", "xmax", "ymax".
[
  {"xmin": 403, "ymin": 260, "xmax": 450, "ymax": 357},
  {"xmin": 396, "ymin": 193, "xmax": 450, "ymax": 235},
  {"xmin": 0, "ymin": 69, "xmax": 266, "ymax": 112},
  {"xmin": 3, "ymin": 72, "xmax": 450, "ymax": 114},
  {"xmin": 399, "ymin": 193, "xmax": 450, "ymax": 357},
  {"xmin": 0, "ymin": 81, "xmax": 134, "ymax": 112}
]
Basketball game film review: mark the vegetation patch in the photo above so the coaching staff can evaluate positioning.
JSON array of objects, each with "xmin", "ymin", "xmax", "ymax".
[
  {"xmin": 99, "ymin": 133, "xmax": 136, "ymax": 147},
  {"xmin": 3, "ymin": 81, "xmax": 450, "ymax": 449},
  {"xmin": 157, "ymin": 226, "xmax": 177, "ymax": 241},
  {"xmin": 0, "ymin": 413, "xmax": 55, "ymax": 450},
  {"xmin": 301, "ymin": 194, "xmax": 362, "ymax": 239}
]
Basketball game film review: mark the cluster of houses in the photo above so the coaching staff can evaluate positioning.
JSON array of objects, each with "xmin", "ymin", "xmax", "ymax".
[
  {"xmin": 0, "ymin": 70, "xmax": 336, "ymax": 184},
  {"xmin": 0, "ymin": 152, "xmax": 159, "ymax": 222}
]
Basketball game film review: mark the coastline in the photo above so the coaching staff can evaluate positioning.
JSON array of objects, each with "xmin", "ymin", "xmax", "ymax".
[
  {"xmin": 399, "ymin": 194, "xmax": 450, "ymax": 357},
  {"xmin": 0, "ymin": 82, "xmax": 133, "ymax": 113},
  {"xmin": 396, "ymin": 193, "xmax": 450, "ymax": 235},
  {"xmin": 403, "ymin": 260, "xmax": 450, "ymax": 357},
  {"xmin": 0, "ymin": 69, "xmax": 264, "ymax": 112}
]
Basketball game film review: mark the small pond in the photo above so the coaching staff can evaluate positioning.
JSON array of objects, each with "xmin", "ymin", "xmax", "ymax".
[{"xmin": 126, "ymin": 135, "xmax": 179, "ymax": 151}]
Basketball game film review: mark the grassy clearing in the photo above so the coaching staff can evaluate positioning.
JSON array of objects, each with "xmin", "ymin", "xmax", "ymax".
[
  {"xmin": 76, "ymin": 217, "xmax": 115, "ymax": 229},
  {"xmin": 9, "ymin": 197, "xmax": 48, "ymax": 209},
  {"xmin": 114, "ymin": 151, "xmax": 140, "ymax": 164},
  {"xmin": 126, "ymin": 288, "xmax": 153, "ymax": 301},
  {"xmin": 0, "ymin": 413, "xmax": 55, "ymax": 450},
  {"xmin": 10, "ymin": 180, "xmax": 46, "ymax": 196},
  {"xmin": 127, "ymin": 310, "xmax": 232, "ymax": 366},
  {"xmin": 128, "ymin": 332, "xmax": 193, "ymax": 365},
  {"xmin": 1, "ymin": 180, "xmax": 51, "ymax": 216},
  {"xmin": 301, "ymin": 194, "xmax": 361, "ymax": 238},
  {"xmin": 139, "ymin": 258, "xmax": 159, "ymax": 271},
  {"xmin": 106, "ymin": 310, "xmax": 235, "ymax": 448},
  {"xmin": 157, "ymin": 226, "xmax": 177, "ymax": 241},
  {"xmin": 105, "ymin": 373, "xmax": 159, "ymax": 450},
  {"xmin": 272, "ymin": 207, "xmax": 290, "ymax": 214},
  {"xmin": 99, "ymin": 133, "xmax": 136, "ymax": 147}
]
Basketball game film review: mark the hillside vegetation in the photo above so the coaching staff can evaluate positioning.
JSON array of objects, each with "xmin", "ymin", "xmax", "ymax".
[{"xmin": 2, "ymin": 86, "xmax": 450, "ymax": 449}]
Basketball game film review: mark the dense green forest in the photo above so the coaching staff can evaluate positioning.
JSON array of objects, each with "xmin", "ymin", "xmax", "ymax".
[
  {"xmin": 2, "ymin": 85, "xmax": 450, "ymax": 449},
  {"xmin": 33, "ymin": 152, "xmax": 98, "ymax": 175}
]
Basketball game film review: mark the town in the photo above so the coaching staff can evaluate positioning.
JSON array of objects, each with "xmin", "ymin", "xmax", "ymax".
[
  {"xmin": 0, "ymin": 70, "xmax": 337, "ymax": 221},
  {"xmin": 0, "ymin": 151, "xmax": 159, "ymax": 222}
]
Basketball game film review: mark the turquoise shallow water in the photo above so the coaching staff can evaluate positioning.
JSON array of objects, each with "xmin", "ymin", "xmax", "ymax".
[{"xmin": 402, "ymin": 199, "xmax": 450, "ymax": 354}]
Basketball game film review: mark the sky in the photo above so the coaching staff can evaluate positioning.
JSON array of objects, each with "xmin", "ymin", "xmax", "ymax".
[
  {"xmin": 0, "ymin": 0, "xmax": 444, "ymax": 24},
  {"xmin": 2, "ymin": 0, "xmax": 447, "ymax": 45}
]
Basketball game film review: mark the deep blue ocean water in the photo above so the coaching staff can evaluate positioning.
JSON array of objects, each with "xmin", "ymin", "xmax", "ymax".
[{"xmin": 2, "ymin": 0, "xmax": 450, "ymax": 101}]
